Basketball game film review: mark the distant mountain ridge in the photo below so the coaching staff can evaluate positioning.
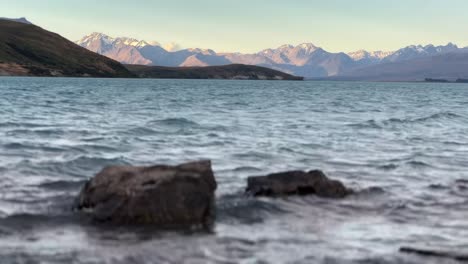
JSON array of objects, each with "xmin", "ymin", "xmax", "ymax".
[
  {"xmin": 333, "ymin": 52, "xmax": 468, "ymax": 81},
  {"xmin": 76, "ymin": 32, "xmax": 468, "ymax": 79}
]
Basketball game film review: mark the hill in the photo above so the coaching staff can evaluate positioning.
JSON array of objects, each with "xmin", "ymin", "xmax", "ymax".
[
  {"xmin": 126, "ymin": 64, "xmax": 304, "ymax": 80},
  {"xmin": 0, "ymin": 19, "xmax": 133, "ymax": 77}
]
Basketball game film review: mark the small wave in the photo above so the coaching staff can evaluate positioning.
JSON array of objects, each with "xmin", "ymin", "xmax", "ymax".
[
  {"xmin": 38, "ymin": 180, "xmax": 88, "ymax": 191},
  {"xmin": 73, "ymin": 144, "xmax": 119, "ymax": 152},
  {"xmin": 16, "ymin": 156, "xmax": 130, "ymax": 178},
  {"xmin": 377, "ymin": 163, "xmax": 399, "ymax": 171},
  {"xmin": 385, "ymin": 112, "xmax": 463, "ymax": 124},
  {"xmin": 349, "ymin": 112, "xmax": 464, "ymax": 129},
  {"xmin": 217, "ymin": 194, "xmax": 290, "ymax": 224},
  {"xmin": 455, "ymin": 179, "xmax": 468, "ymax": 184},
  {"xmin": 232, "ymin": 151, "xmax": 274, "ymax": 160},
  {"xmin": 428, "ymin": 184, "xmax": 449, "ymax": 190},
  {"xmin": 348, "ymin": 119, "xmax": 382, "ymax": 129},
  {"xmin": 0, "ymin": 122, "xmax": 49, "ymax": 128},
  {"xmin": 232, "ymin": 166, "xmax": 262, "ymax": 173},
  {"xmin": 414, "ymin": 112, "xmax": 463, "ymax": 122},
  {"xmin": 354, "ymin": 186, "xmax": 386, "ymax": 196},
  {"xmin": 406, "ymin": 160, "xmax": 431, "ymax": 168},
  {"xmin": 0, "ymin": 213, "xmax": 78, "ymax": 231},
  {"xmin": 124, "ymin": 127, "xmax": 159, "ymax": 135},
  {"xmin": 6, "ymin": 128, "xmax": 66, "ymax": 136},
  {"xmin": 2, "ymin": 142, "xmax": 64, "ymax": 152},
  {"xmin": 147, "ymin": 118, "xmax": 199, "ymax": 127}
]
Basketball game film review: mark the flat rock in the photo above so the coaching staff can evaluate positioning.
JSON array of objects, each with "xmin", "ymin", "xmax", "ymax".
[
  {"xmin": 246, "ymin": 170, "xmax": 351, "ymax": 198},
  {"xmin": 75, "ymin": 160, "xmax": 217, "ymax": 228}
]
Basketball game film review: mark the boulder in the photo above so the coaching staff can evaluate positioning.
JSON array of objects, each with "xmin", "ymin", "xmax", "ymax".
[
  {"xmin": 246, "ymin": 170, "xmax": 351, "ymax": 198},
  {"xmin": 75, "ymin": 160, "xmax": 217, "ymax": 228}
]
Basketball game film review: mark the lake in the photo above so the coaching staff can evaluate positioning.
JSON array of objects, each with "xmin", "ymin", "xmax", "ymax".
[{"xmin": 0, "ymin": 77, "xmax": 467, "ymax": 263}]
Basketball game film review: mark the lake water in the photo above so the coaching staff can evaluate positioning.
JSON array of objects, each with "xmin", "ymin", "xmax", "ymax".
[{"xmin": 0, "ymin": 77, "xmax": 467, "ymax": 263}]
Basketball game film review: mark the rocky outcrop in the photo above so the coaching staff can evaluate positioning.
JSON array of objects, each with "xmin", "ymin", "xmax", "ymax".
[
  {"xmin": 75, "ymin": 160, "xmax": 217, "ymax": 228},
  {"xmin": 246, "ymin": 170, "xmax": 351, "ymax": 198}
]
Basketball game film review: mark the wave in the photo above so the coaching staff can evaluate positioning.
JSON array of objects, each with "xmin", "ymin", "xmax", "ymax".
[
  {"xmin": 147, "ymin": 118, "xmax": 199, "ymax": 127},
  {"xmin": 0, "ymin": 122, "xmax": 50, "ymax": 128},
  {"xmin": 376, "ymin": 163, "xmax": 399, "ymax": 171},
  {"xmin": 123, "ymin": 127, "xmax": 159, "ymax": 135},
  {"xmin": 5, "ymin": 128, "xmax": 66, "ymax": 136},
  {"xmin": 349, "ymin": 111, "xmax": 464, "ymax": 129},
  {"xmin": 216, "ymin": 193, "xmax": 290, "ymax": 224},
  {"xmin": 2, "ymin": 142, "xmax": 65, "ymax": 152},
  {"xmin": 232, "ymin": 151, "xmax": 274, "ymax": 160},
  {"xmin": 38, "ymin": 179, "xmax": 88, "ymax": 190},
  {"xmin": 232, "ymin": 166, "xmax": 263, "ymax": 173},
  {"xmin": 16, "ymin": 156, "xmax": 130, "ymax": 178},
  {"xmin": 406, "ymin": 160, "xmax": 431, "ymax": 168},
  {"xmin": 0, "ymin": 213, "xmax": 78, "ymax": 232}
]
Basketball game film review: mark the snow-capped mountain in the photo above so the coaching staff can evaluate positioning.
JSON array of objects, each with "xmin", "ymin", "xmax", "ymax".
[
  {"xmin": 347, "ymin": 50, "xmax": 395, "ymax": 64},
  {"xmin": 76, "ymin": 33, "xmax": 229, "ymax": 67},
  {"xmin": 382, "ymin": 43, "xmax": 459, "ymax": 62},
  {"xmin": 76, "ymin": 32, "xmax": 468, "ymax": 78}
]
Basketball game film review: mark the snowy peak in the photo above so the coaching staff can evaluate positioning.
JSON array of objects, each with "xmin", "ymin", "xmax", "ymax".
[
  {"xmin": 262, "ymin": 43, "xmax": 319, "ymax": 54},
  {"xmin": 77, "ymin": 33, "xmax": 159, "ymax": 49},
  {"xmin": 384, "ymin": 43, "xmax": 460, "ymax": 62},
  {"xmin": 186, "ymin": 48, "xmax": 217, "ymax": 55},
  {"xmin": 347, "ymin": 50, "xmax": 395, "ymax": 61},
  {"xmin": 348, "ymin": 43, "xmax": 461, "ymax": 63},
  {"xmin": 257, "ymin": 43, "xmax": 322, "ymax": 65},
  {"xmin": 297, "ymin": 43, "xmax": 319, "ymax": 53}
]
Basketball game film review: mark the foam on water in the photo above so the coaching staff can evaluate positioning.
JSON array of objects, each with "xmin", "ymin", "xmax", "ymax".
[{"xmin": 0, "ymin": 77, "xmax": 468, "ymax": 263}]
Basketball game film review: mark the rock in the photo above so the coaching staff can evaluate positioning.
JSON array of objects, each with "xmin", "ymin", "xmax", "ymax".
[
  {"xmin": 400, "ymin": 247, "xmax": 468, "ymax": 261},
  {"xmin": 75, "ymin": 160, "xmax": 217, "ymax": 228},
  {"xmin": 246, "ymin": 170, "xmax": 351, "ymax": 198}
]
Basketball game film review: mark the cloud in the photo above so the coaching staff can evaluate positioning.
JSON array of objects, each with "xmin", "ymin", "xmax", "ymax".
[
  {"xmin": 164, "ymin": 42, "xmax": 182, "ymax": 51},
  {"xmin": 149, "ymin": 41, "xmax": 161, "ymax": 46}
]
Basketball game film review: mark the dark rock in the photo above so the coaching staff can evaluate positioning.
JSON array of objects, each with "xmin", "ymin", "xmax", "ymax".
[
  {"xmin": 75, "ymin": 160, "xmax": 217, "ymax": 228},
  {"xmin": 246, "ymin": 170, "xmax": 351, "ymax": 198},
  {"xmin": 400, "ymin": 247, "xmax": 468, "ymax": 261}
]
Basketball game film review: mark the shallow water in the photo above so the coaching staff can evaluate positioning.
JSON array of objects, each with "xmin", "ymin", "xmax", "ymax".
[{"xmin": 0, "ymin": 77, "xmax": 467, "ymax": 263}]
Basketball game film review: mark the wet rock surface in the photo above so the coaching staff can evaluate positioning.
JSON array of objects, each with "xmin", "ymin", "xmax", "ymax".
[
  {"xmin": 246, "ymin": 170, "xmax": 352, "ymax": 198},
  {"xmin": 75, "ymin": 160, "xmax": 217, "ymax": 228}
]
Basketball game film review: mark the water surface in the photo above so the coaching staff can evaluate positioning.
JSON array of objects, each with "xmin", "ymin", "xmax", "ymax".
[{"xmin": 0, "ymin": 77, "xmax": 468, "ymax": 263}]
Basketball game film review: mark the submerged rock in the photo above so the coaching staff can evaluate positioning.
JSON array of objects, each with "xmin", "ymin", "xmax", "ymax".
[
  {"xmin": 246, "ymin": 170, "xmax": 351, "ymax": 198},
  {"xmin": 75, "ymin": 160, "xmax": 217, "ymax": 228}
]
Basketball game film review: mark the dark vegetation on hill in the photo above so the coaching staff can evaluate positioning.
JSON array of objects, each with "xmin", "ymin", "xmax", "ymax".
[
  {"xmin": 0, "ymin": 20, "xmax": 134, "ymax": 77},
  {"xmin": 125, "ymin": 64, "xmax": 304, "ymax": 80}
]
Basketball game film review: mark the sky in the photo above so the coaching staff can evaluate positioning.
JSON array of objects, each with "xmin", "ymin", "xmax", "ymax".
[{"xmin": 2, "ymin": 0, "xmax": 468, "ymax": 53}]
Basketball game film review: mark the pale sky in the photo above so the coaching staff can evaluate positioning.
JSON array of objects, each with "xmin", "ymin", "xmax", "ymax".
[{"xmin": 2, "ymin": 0, "xmax": 468, "ymax": 53}]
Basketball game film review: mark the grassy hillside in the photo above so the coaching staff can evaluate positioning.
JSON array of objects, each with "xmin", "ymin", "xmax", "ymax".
[
  {"xmin": 126, "ymin": 64, "xmax": 304, "ymax": 80},
  {"xmin": 0, "ymin": 20, "xmax": 133, "ymax": 77}
]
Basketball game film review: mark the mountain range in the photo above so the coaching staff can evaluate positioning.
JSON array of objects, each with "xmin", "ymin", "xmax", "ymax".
[
  {"xmin": 0, "ymin": 18, "xmax": 300, "ymax": 80},
  {"xmin": 76, "ymin": 33, "xmax": 468, "ymax": 80}
]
